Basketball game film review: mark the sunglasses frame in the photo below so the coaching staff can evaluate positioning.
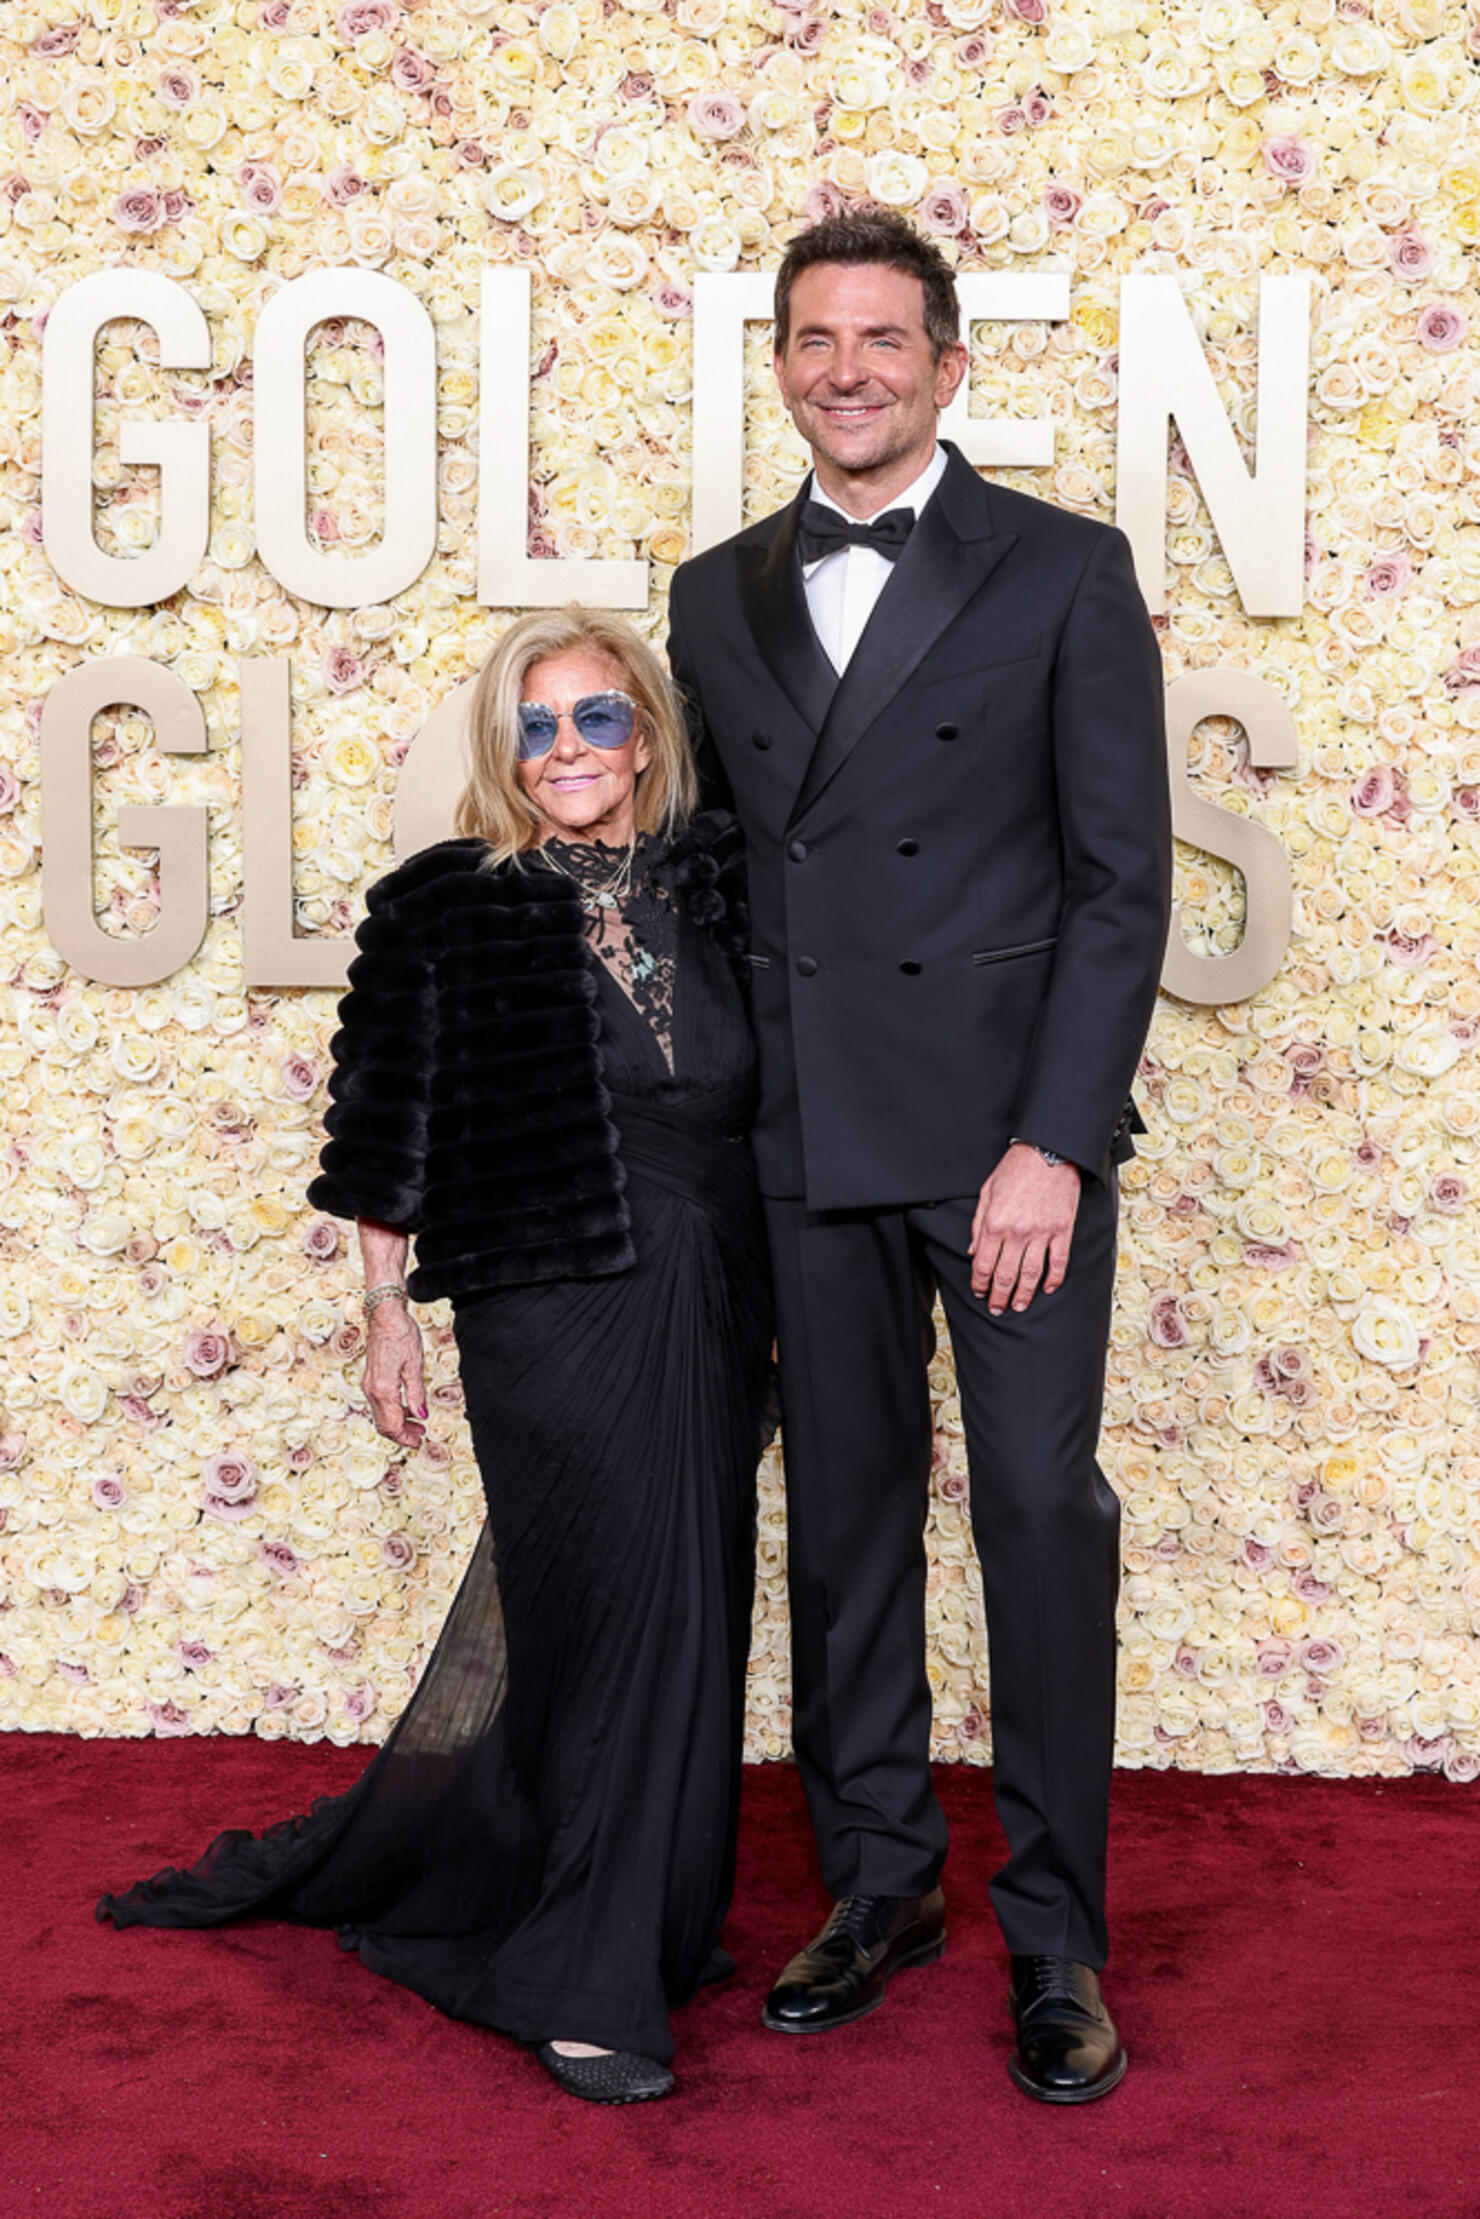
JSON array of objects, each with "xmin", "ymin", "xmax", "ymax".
[{"xmin": 515, "ymin": 689, "xmax": 641, "ymax": 761}]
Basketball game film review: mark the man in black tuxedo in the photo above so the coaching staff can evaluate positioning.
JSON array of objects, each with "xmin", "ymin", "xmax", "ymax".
[{"xmin": 667, "ymin": 209, "xmax": 1171, "ymax": 2103}]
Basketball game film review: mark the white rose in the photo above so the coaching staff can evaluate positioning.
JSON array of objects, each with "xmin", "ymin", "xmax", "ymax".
[
  {"xmin": 867, "ymin": 152, "xmax": 927, "ymax": 209},
  {"xmin": 1352, "ymin": 1299, "xmax": 1422, "ymax": 1369}
]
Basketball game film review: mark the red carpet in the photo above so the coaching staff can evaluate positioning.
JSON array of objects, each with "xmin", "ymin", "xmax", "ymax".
[{"xmin": 4, "ymin": 1734, "xmax": 1478, "ymax": 2219}]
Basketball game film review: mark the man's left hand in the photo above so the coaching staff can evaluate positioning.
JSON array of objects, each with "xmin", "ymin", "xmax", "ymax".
[{"xmin": 968, "ymin": 1143, "xmax": 1082, "ymax": 1314}]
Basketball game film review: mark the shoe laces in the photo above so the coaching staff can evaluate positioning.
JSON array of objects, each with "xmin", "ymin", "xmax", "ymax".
[
  {"xmin": 828, "ymin": 1893, "xmax": 885, "ymax": 1942},
  {"xmin": 1017, "ymin": 1955, "xmax": 1093, "ymax": 2009}
]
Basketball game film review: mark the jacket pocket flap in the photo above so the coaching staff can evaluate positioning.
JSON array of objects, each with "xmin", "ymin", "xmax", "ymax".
[{"xmin": 972, "ymin": 936, "xmax": 1058, "ymax": 966}]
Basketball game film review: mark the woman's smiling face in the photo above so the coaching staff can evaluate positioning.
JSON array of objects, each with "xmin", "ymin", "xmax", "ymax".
[{"xmin": 516, "ymin": 647, "xmax": 653, "ymax": 846}]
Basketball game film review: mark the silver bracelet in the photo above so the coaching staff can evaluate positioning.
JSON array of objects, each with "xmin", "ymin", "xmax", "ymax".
[{"xmin": 363, "ymin": 1282, "xmax": 409, "ymax": 1316}]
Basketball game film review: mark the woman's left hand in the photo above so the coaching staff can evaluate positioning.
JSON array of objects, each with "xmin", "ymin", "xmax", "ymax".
[{"xmin": 362, "ymin": 1302, "xmax": 428, "ymax": 1449}]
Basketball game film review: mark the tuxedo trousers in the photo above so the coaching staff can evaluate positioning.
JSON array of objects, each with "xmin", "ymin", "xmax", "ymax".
[{"xmin": 764, "ymin": 1171, "xmax": 1121, "ymax": 1968}]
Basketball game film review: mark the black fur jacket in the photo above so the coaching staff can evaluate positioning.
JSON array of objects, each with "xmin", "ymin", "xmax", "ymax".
[{"xmin": 306, "ymin": 811, "xmax": 748, "ymax": 1301}]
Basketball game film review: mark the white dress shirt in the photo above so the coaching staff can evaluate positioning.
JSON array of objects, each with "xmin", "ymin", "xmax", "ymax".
[{"xmin": 801, "ymin": 443, "xmax": 949, "ymax": 675}]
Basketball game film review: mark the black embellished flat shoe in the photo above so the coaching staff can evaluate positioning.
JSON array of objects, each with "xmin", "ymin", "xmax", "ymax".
[
  {"xmin": 533, "ymin": 2043, "xmax": 675, "ymax": 2105},
  {"xmin": 1007, "ymin": 1956, "xmax": 1127, "ymax": 2104}
]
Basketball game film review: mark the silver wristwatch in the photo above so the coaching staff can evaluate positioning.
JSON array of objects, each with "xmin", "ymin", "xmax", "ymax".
[{"xmin": 1011, "ymin": 1137, "xmax": 1068, "ymax": 1168}]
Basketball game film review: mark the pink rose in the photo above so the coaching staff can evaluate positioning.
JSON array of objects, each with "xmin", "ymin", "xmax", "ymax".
[
  {"xmin": 324, "ymin": 164, "xmax": 368, "ymax": 207},
  {"xmin": 1444, "ymin": 646, "xmax": 1480, "ymax": 694},
  {"xmin": 112, "ymin": 187, "xmax": 166, "ymax": 233},
  {"xmin": 119, "ymin": 1393, "xmax": 160, "ymax": 1425},
  {"xmin": 337, "ymin": 0, "xmax": 398, "ymax": 34},
  {"xmin": 33, "ymin": 24, "xmax": 80, "ymax": 52},
  {"xmin": 1431, "ymin": 1174, "xmax": 1468, "ymax": 1214},
  {"xmin": 1291, "ymin": 1569, "xmax": 1331, "ymax": 1603},
  {"xmin": 1262, "ymin": 1701, "xmax": 1294, "ymax": 1736},
  {"xmin": 1245, "ymin": 1240, "xmax": 1299, "ymax": 1269},
  {"xmin": 687, "ymin": 90, "xmax": 746, "ymax": 140},
  {"xmin": 1024, "ymin": 89, "xmax": 1052, "ymax": 125},
  {"xmin": 146, "ymin": 1700, "xmax": 193, "ymax": 1736},
  {"xmin": 955, "ymin": 32, "xmax": 994, "ymax": 64},
  {"xmin": 1298, "ymin": 1637, "xmax": 1344, "ymax": 1676},
  {"xmin": 155, "ymin": 67, "xmax": 196, "ymax": 106},
  {"xmin": 322, "ymin": 646, "xmax": 370, "ymax": 695},
  {"xmin": 259, "ymin": 0, "xmax": 290, "ymax": 24},
  {"xmin": 1003, "ymin": 0, "xmax": 1046, "ymax": 19},
  {"xmin": 391, "ymin": 46, "xmax": 436, "ymax": 92},
  {"xmin": 91, "ymin": 1475, "xmax": 125, "ymax": 1510},
  {"xmin": 183, "ymin": 1327, "xmax": 232, "ymax": 1379},
  {"xmin": 1043, "ymin": 183, "xmax": 1081, "ymax": 227},
  {"xmin": 342, "ymin": 1683, "xmax": 378, "ymax": 1721},
  {"xmin": 455, "ymin": 139, "xmax": 486, "ymax": 166},
  {"xmin": 259, "ymin": 1540, "xmax": 299, "ymax": 1575},
  {"xmin": 1416, "ymin": 301, "xmax": 1468, "ymax": 352},
  {"xmin": 998, "ymin": 104, "xmax": 1030, "ymax": 134},
  {"xmin": 650, "ymin": 280, "xmax": 692, "ymax": 318},
  {"xmin": 57, "ymin": 1661, "xmax": 91, "ymax": 1686},
  {"xmin": 1349, "ymin": 765, "xmax": 1396, "ymax": 816},
  {"xmin": 201, "ymin": 1452, "xmax": 259, "ymax": 1523},
  {"xmin": 238, "ymin": 162, "xmax": 282, "ymax": 215},
  {"xmin": 1147, "ymin": 1292, "xmax": 1189, "ymax": 1349},
  {"xmin": 920, "ymin": 180, "xmax": 968, "ymax": 236},
  {"xmin": 311, "ymin": 506, "xmax": 341, "ymax": 545},
  {"xmin": 803, "ymin": 181, "xmax": 846, "ymax": 225},
  {"xmin": 1257, "ymin": 1639, "xmax": 1293, "ymax": 1677},
  {"xmin": 303, "ymin": 1218, "xmax": 340, "ymax": 1262},
  {"xmin": 1389, "ymin": 230, "xmax": 1433, "ymax": 281},
  {"xmin": 1383, "ymin": 930, "xmax": 1435, "ymax": 968},
  {"xmin": 0, "ymin": 765, "xmax": 19, "ymax": 813},
  {"xmin": 382, "ymin": 1532, "xmax": 416, "ymax": 1570},
  {"xmin": 263, "ymin": 1683, "xmax": 299, "ymax": 1709},
  {"xmin": 1365, "ymin": 552, "xmax": 1410, "ymax": 597},
  {"xmin": 178, "ymin": 1640, "xmax": 214, "ymax": 1670},
  {"xmin": 1262, "ymin": 136, "xmax": 1315, "ymax": 187},
  {"xmin": 281, "ymin": 1054, "xmax": 319, "ymax": 1101},
  {"xmin": 20, "ymin": 106, "xmax": 46, "ymax": 142}
]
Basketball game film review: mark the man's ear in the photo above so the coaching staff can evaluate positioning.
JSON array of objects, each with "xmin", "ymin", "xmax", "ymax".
[{"xmin": 934, "ymin": 338, "xmax": 969, "ymax": 411}]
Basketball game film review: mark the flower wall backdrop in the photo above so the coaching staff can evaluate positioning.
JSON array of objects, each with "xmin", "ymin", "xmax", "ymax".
[{"xmin": 2, "ymin": 0, "xmax": 1480, "ymax": 1776}]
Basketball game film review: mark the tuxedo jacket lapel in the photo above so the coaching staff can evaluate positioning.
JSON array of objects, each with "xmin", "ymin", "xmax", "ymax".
[
  {"xmin": 788, "ymin": 447, "xmax": 1019, "ymax": 827},
  {"xmin": 737, "ymin": 490, "xmax": 838, "ymax": 752}
]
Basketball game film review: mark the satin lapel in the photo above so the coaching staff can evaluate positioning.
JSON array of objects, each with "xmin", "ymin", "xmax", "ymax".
[
  {"xmin": 787, "ymin": 467, "xmax": 1019, "ymax": 828},
  {"xmin": 737, "ymin": 491, "xmax": 838, "ymax": 746}
]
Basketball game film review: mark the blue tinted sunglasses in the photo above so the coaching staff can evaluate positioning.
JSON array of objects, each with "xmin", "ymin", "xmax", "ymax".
[{"xmin": 516, "ymin": 690, "xmax": 639, "ymax": 761}]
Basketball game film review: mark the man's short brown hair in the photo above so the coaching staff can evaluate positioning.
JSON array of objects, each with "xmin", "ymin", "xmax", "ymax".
[{"xmin": 774, "ymin": 206, "xmax": 961, "ymax": 361}]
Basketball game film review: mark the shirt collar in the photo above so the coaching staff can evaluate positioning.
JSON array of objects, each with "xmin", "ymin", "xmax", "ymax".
[{"xmin": 804, "ymin": 441, "xmax": 948, "ymax": 526}]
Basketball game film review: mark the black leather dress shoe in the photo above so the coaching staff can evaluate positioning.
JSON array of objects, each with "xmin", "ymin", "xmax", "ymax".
[
  {"xmin": 762, "ymin": 1889, "xmax": 946, "ymax": 2033},
  {"xmin": 534, "ymin": 2044, "xmax": 674, "ymax": 2104},
  {"xmin": 1007, "ymin": 1955, "xmax": 1127, "ymax": 2103}
]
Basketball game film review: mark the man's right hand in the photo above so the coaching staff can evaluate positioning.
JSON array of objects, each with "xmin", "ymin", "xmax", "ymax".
[{"xmin": 363, "ymin": 1302, "xmax": 428, "ymax": 1448}]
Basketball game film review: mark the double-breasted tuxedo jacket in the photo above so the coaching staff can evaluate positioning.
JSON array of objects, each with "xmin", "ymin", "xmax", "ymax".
[
  {"xmin": 667, "ymin": 443, "xmax": 1174, "ymax": 1965},
  {"xmin": 667, "ymin": 441, "xmax": 1171, "ymax": 1207}
]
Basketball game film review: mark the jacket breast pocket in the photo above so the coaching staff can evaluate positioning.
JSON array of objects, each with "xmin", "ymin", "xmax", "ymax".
[
  {"xmin": 972, "ymin": 936, "xmax": 1058, "ymax": 967},
  {"xmin": 918, "ymin": 633, "xmax": 1045, "ymax": 690}
]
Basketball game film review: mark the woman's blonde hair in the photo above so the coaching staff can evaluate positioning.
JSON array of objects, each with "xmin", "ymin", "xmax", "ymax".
[{"xmin": 454, "ymin": 606, "xmax": 698, "ymax": 865}]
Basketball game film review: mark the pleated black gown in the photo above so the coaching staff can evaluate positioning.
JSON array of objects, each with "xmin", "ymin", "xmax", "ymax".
[{"xmin": 98, "ymin": 836, "xmax": 774, "ymax": 2067}]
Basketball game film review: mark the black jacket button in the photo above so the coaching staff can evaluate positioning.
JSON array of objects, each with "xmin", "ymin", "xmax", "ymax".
[
  {"xmin": 899, "ymin": 959, "xmax": 922, "ymax": 975},
  {"xmin": 896, "ymin": 838, "xmax": 919, "ymax": 857},
  {"xmin": 788, "ymin": 839, "xmax": 808, "ymax": 862},
  {"xmin": 936, "ymin": 722, "xmax": 958, "ymax": 740},
  {"xmin": 752, "ymin": 732, "xmax": 772, "ymax": 750},
  {"xmin": 796, "ymin": 955, "xmax": 819, "ymax": 977}
]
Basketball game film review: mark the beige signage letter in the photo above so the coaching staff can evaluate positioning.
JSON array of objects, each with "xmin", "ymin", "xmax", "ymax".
[
  {"xmin": 1117, "ymin": 274, "xmax": 1310, "ymax": 617},
  {"xmin": 239, "ymin": 658, "xmax": 352, "ymax": 989},
  {"xmin": 41, "ymin": 657, "xmax": 208, "ymax": 986},
  {"xmin": 42, "ymin": 271, "xmax": 211, "ymax": 607},
  {"xmin": 254, "ymin": 271, "xmax": 438, "ymax": 608},
  {"xmin": 1161, "ymin": 667, "xmax": 1298, "ymax": 1006},
  {"xmin": 477, "ymin": 269, "xmax": 647, "ymax": 609},
  {"xmin": 391, "ymin": 678, "xmax": 474, "ymax": 863}
]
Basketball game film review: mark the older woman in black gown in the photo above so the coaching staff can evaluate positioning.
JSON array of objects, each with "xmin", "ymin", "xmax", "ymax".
[{"xmin": 98, "ymin": 609, "xmax": 773, "ymax": 2106}]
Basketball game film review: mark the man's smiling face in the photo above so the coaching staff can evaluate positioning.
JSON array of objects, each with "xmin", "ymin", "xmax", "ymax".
[{"xmin": 773, "ymin": 260, "xmax": 967, "ymax": 508}]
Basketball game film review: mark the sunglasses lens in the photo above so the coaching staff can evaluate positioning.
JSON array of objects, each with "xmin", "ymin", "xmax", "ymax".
[
  {"xmin": 516, "ymin": 707, "xmax": 558, "ymax": 758},
  {"xmin": 573, "ymin": 694, "xmax": 636, "ymax": 749}
]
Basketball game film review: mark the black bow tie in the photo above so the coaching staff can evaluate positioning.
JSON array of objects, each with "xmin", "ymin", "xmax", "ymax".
[{"xmin": 797, "ymin": 500, "xmax": 915, "ymax": 568}]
